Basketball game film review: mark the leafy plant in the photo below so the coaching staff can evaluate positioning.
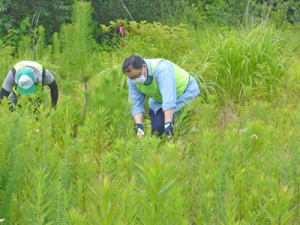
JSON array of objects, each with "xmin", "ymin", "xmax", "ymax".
[
  {"xmin": 260, "ymin": 184, "xmax": 298, "ymax": 225},
  {"xmin": 136, "ymin": 154, "xmax": 178, "ymax": 224}
]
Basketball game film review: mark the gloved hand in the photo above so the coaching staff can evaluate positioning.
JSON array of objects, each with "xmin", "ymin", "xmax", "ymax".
[
  {"xmin": 136, "ymin": 123, "xmax": 145, "ymax": 139},
  {"xmin": 164, "ymin": 122, "xmax": 173, "ymax": 137}
]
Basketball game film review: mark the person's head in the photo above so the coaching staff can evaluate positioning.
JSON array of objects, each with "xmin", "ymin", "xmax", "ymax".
[
  {"xmin": 16, "ymin": 69, "xmax": 36, "ymax": 96},
  {"xmin": 122, "ymin": 55, "xmax": 148, "ymax": 85}
]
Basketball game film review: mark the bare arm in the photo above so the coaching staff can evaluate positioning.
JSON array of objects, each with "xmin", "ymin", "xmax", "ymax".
[
  {"xmin": 133, "ymin": 112, "xmax": 144, "ymax": 124},
  {"xmin": 164, "ymin": 109, "xmax": 174, "ymax": 123}
]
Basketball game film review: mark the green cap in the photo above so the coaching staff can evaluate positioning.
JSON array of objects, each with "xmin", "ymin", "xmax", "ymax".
[{"xmin": 16, "ymin": 69, "xmax": 36, "ymax": 96}]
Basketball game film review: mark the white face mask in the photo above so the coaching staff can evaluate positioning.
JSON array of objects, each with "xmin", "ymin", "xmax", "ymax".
[{"xmin": 132, "ymin": 68, "xmax": 147, "ymax": 85}]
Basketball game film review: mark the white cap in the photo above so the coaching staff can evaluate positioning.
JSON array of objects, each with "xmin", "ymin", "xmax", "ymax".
[{"xmin": 18, "ymin": 75, "xmax": 34, "ymax": 89}]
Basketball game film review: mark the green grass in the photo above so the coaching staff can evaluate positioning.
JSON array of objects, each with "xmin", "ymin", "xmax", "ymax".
[{"xmin": 0, "ymin": 10, "xmax": 300, "ymax": 224}]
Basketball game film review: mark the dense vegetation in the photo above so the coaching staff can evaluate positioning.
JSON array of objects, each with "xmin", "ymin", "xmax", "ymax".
[
  {"xmin": 1, "ymin": 0, "xmax": 300, "ymax": 224},
  {"xmin": 1, "ymin": 0, "xmax": 300, "ymax": 46}
]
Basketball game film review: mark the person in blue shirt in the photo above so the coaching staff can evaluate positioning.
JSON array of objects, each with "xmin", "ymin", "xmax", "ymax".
[{"xmin": 122, "ymin": 55, "xmax": 200, "ymax": 138}]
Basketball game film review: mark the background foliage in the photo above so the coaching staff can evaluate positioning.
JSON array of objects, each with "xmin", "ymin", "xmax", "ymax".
[
  {"xmin": 1, "ymin": 0, "xmax": 300, "ymax": 224},
  {"xmin": 1, "ymin": 0, "xmax": 300, "ymax": 48}
]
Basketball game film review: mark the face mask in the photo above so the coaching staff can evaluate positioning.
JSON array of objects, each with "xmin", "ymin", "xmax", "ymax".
[{"xmin": 132, "ymin": 69, "xmax": 147, "ymax": 85}]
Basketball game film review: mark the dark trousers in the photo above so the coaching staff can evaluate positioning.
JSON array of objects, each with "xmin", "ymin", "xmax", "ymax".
[{"xmin": 148, "ymin": 108, "xmax": 181, "ymax": 137}]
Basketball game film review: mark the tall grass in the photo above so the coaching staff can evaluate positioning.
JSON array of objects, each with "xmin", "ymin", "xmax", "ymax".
[
  {"xmin": 212, "ymin": 25, "xmax": 285, "ymax": 103},
  {"xmin": 0, "ymin": 2, "xmax": 300, "ymax": 223}
]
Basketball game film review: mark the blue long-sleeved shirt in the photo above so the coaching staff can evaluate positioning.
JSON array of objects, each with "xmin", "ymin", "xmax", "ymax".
[{"xmin": 128, "ymin": 59, "xmax": 200, "ymax": 116}]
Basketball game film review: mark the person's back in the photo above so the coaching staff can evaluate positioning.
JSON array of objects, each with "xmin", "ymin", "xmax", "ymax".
[{"xmin": 0, "ymin": 61, "xmax": 59, "ymax": 110}]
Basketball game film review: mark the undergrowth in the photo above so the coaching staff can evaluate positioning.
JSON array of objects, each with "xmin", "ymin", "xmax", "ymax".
[{"xmin": 0, "ymin": 1, "xmax": 300, "ymax": 224}]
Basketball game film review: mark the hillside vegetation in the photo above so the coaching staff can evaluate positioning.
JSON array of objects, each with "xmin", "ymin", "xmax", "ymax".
[{"xmin": 0, "ymin": 1, "xmax": 300, "ymax": 224}]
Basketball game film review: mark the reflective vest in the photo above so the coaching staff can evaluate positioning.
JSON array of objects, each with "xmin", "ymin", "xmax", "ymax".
[
  {"xmin": 11, "ymin": 61, "xmax": 45, "ymax": 98},
  {"xmin": 135, "ymin": 59, "xmax": 190, "ymax": 103}
]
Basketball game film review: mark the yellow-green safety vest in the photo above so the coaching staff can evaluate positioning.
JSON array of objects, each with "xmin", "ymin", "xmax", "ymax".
[
  {"xmin": 135, "ymin": 59, "xmax": 190, "ymax": 103},
  {"xmin": 12, "ymin": 61, "xmax": 44, "ymax": 98}
]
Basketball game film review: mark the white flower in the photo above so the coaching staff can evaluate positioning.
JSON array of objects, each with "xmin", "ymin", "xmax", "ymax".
[
  {"xmin": 239, "ymin": 128, "xmax": 247, "ymax": 133},
  {"xmin": 250, "ymin": 134, "xmax": 258, "ymax": 139}
]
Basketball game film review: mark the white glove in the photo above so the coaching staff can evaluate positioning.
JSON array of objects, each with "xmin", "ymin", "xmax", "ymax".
[{"xmin": 137, "ymin": 128, "xmax": 145, "ymax": 139}]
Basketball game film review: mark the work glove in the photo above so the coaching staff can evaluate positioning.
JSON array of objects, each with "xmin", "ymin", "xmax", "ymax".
[
  {"xmin": 164, "ymin": 122, "xmax": 173, "ymax": 138},
  {"xmin": 136, "ymin": 123, "xmax": 145, "ymax": 139}
]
